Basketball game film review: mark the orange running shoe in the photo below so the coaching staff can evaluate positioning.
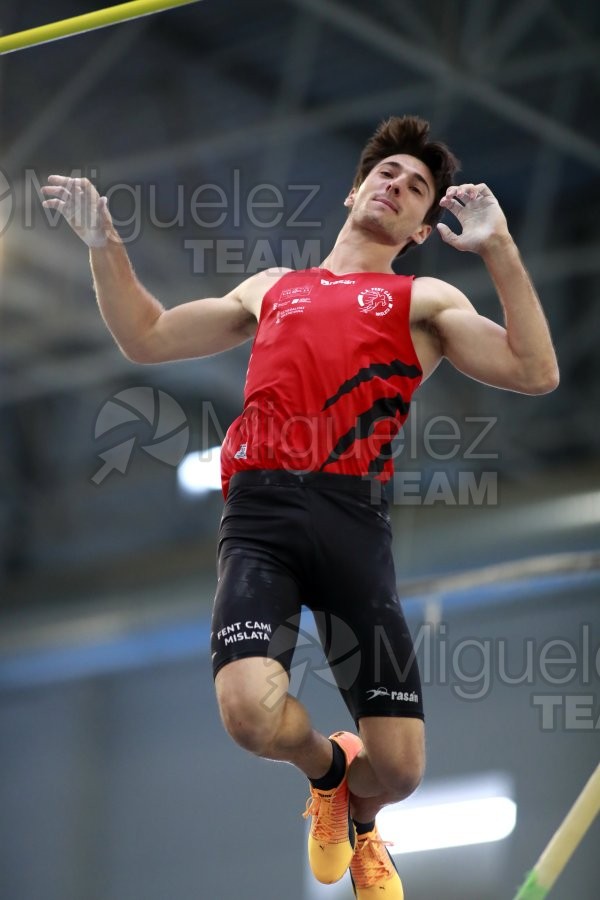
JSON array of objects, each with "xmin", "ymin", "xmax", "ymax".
[
  {"xmin": 302, "ymin": 731, "xmax": 363, "ymax": 884},
  {"xmin": 350, "ymin": 826, "xmax": 404, "ymax": 898}
]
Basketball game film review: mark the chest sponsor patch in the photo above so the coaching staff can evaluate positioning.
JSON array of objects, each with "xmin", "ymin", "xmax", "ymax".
[{"xmin": 273, "ymin": 284, "xmax": 313, "ymax": 323}]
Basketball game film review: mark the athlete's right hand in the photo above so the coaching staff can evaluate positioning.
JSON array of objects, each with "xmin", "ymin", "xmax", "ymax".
[{"xmin": 41, "ymin": 176, "xmax": 114, "ymax": 248}]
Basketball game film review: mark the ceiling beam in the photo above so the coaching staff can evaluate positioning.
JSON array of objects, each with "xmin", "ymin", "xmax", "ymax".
[
  {"xmin": 477, "ymin": 0, "xmax": 551, "ymax": 70},
  {"xmin": 519, "ymin": 74, "xmax": 581, "ymax": 254},
  {"xmin": 287, "ymin": 0, "xmax": 600, "ymax": 170},
  {"xmin": 4, "ymin": 25, "xmax": 143, "ymax": 170},
  {"xmin": 96, "ymin": 83, "xmax": 434, "ymax": 180}
]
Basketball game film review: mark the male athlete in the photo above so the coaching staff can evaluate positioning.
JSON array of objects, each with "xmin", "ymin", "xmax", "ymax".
[{"xmin": 42, "ymin": 116, "xmax": 558, "ymax": 898}]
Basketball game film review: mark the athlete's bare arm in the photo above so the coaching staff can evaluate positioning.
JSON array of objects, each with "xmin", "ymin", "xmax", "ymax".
[
  {"xmin": 89, "ymin": 248, "xmax": 282, "ymax": 363},
  {"xmin": 412, "ymin": 183, "xmax": 559, "ymax": 395},
  {"xmin": 41, "ymin": 175, "xmax": 286, "ymax": 363},
  {"xmin": 117, "ymin": 267, "xmax": 286, "ymax": 363}
]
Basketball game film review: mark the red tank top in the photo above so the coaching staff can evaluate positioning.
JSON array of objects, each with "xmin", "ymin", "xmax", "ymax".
[{"xmin": 220, "ymin": 268, "xmax": 423, "ymax": 497}]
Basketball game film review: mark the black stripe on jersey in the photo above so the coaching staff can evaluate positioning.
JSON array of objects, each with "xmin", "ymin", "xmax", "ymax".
[
  {"xmin": 322, "ymin": 359, "xmax": 421, "ymax": 411},
  {"xmin": 368, "ymin": 439, "xmax": 394, "ymax": 476},
  {"xmin": 319, "ymin": 394, "xmax": 410, "ymax": 471}
]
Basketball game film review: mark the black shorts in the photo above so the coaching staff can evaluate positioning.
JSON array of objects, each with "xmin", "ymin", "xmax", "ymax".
[{"xmin": 211, "ymin": 470, "xmax": 423, "ymax": 724}]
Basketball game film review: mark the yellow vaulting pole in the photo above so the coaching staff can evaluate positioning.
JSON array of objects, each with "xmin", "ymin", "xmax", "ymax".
[
  {"xmin": 513, "ymin": 762, "xmax": 600, "ymax": 899},
  {"xmin": 0, "ymin": 0, "xmax": 202, "ymax": 55}
]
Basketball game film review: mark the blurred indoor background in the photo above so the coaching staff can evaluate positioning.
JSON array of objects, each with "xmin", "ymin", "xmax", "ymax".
[{"xmin": 0, "ymin": 1, "xmax": 598, "ymax": 898}]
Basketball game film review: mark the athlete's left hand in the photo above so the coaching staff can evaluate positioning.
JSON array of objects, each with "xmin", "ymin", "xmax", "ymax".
[{"xmin": 437, "ymin": 183, "xmax": 510, "ymax": 254}]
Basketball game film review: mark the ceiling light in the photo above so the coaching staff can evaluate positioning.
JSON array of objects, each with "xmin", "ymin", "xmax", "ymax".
[{"xmin": 177, "ymin": 447, "xmax": 222, "ymax": 495}]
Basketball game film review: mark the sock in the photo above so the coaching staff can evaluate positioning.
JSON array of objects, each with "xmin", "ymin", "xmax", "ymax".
[
  {"xmin": 309, "ymin": 739, "xmax": 346, "ymax": 790},
  {"xmin": 353, "ymin": 819, "xmax": 376, "ymax": 836}
]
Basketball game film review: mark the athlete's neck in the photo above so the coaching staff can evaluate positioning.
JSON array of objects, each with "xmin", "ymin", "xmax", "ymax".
[{"xmin": 321, "ymin": 228, "xmax": 404, "ymax": 276}]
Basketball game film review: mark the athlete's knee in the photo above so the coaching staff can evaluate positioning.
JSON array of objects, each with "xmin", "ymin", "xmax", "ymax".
[
  {"xmin": 215, "ymin": 658, "xmax": 286, "ymax": 756},
  {"xmin": 375, "ymin": 753, "xmax": 424, "ymax": 800},
  {"xmin": 218, "ymin": 689, "xmax": 281, "ymax": 755},
  {"xmin": 359, "ymin": 716, "xmax": 425, "ymax": 800}
]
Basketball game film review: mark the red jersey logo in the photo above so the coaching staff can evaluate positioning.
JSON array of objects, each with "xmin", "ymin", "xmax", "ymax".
[{"xmin": 357, "ymin": 287, "xmax": 394, "ymax": 317}]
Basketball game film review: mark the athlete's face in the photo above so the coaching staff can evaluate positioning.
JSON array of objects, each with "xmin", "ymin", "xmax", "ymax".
[{"xmin": 345, "ymin": 154, "xmax": 436, "ymax": 250}]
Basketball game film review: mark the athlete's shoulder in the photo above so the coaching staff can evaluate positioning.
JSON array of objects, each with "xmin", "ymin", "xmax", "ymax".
[
  {"xmin": 247, "ymin": 266, "xmax": 295, "ymax": 287},
  {"xmin": 233, "ymin": 266, "xmax": 294, "ymax": 304},
  {"xmin": 412, "ymin": 275, "xmax": 472, "ymax": 314}
]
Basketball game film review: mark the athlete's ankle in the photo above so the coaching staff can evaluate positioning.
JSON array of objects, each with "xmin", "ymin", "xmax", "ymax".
[
  {"xmin": 353, "ymin": 818, "xmax": 376, "ymax": 835},
  {"xmin": 309, "ymin": 738, "xmax": 346, "ymax": 790},
  {"xmin": 350, "ymin": 797, "xmax": 386, "ymax": 824}
]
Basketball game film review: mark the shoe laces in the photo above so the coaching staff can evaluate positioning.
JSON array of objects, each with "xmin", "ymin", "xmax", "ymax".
[
  {"xmin": 302, "ymin": 783, "xmax": 349, "ymax": 842},
  {"xmin": 351, "ymin": 832, "xmax": 395, "ymax": 888}
]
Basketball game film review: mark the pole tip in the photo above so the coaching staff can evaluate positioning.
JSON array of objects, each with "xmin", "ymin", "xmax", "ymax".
[{"xmin": 513, "ymin": 870, "xmax": 548, "ymax": 900}]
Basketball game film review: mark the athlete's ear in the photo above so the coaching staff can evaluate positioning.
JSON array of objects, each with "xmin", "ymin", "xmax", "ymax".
[
  {"xmin": 411, "ymin": 223, "xmax": 432, "ymax": 245},
  {"xmin": 344, "ymin": 187, "xmax": 356, "ymax": 208}
]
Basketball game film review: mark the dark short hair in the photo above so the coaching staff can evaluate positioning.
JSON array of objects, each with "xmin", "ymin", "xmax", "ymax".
[{"xmin": 353, "ymin": 115, "xmax": 460, "ymax": 254}]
